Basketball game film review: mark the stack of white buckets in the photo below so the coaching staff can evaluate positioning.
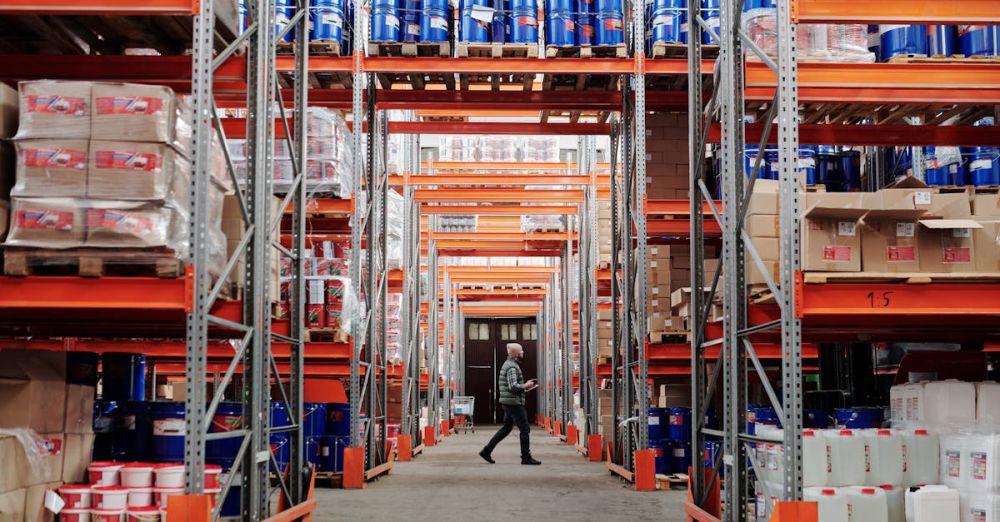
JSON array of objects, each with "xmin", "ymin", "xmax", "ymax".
[{"xmin": 755, "ymin": 380, "xmax": 1000, "ymax": 522}]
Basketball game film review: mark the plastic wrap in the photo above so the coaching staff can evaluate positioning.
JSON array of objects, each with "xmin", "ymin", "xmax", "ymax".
[
  {"xmin": 295, "ymin": 275, "xmax": 360, "ymax": 333},
  {"xmin": 520, "ymin": 136, "xmax": 560, "ymax": 162},
  {"xmin": 520, "ymin": 214, "xmax": 566, "ymax": 232},
  {"xmin": 742, "ymin": 10, "xmax": 874, "ymax": 63}
]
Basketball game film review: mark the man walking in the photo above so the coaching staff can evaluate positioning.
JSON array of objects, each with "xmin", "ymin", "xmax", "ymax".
[{"xmin": 480, "ymin": 342, "xmax": 542, "ymax": 465}]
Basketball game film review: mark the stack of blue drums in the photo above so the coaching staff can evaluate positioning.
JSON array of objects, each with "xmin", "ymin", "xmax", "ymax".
[
  {"xmin": 594, "ymin": 0, "xmax": 623, "ymax": 45},
  {"xmin": 647, "ymin": 407, "xmax": 673, "ymax": 475},
  {"xmin": 373, "ymin": 0, "xmax": 450, "ymax": 44},
  {"xmin": 667, "ymin": 407, "xmax": 693, "ymax": 473},
  {"xmin": 877, "ymin": 24, "xmax": 1000, "ymax": 62},
  {"xmin": 509, "ymin": 0, "xmax": 539, "ymax": 44}
]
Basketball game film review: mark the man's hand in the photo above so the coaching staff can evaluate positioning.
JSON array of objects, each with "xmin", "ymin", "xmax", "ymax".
[{"xmin": 524, "ymin": 379, "xmax": 538, "ymax": 391}]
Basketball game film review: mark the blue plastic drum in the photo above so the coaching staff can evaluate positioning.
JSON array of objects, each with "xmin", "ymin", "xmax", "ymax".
[
  {"xmin": 327, "ymin": 402, "xmax": 351, "ymax": 436},
  {"xmin": 803, "ymin": 408, "xmax": 830, "ymax": 429},
  {"xmin": 834, "ymin": 407, "xmax": 884, "ymax": 429},
  {"xmin": 93, "ymin": 400, "xmax": 120, "ymax": 461},
  {"xmin": 744, "ymin": 145, "xmax": 770, "ymax": 179},
  {"xmin": 764, "ymin": 148, "xmax": 780, "ymax": 180},
  {"xmin": 319, "ymin": 435, "xmax": 350, "ymax": 472},
  {"xmin": 651, "ymin": 0, "xmax": 685, "ymax": 45},
  {"xmin": 304, "ymin": 402, "xmax": 328, "ymax": 438},
  {"xmin": 879, "ymin": 25, "xmax": 928, "ymax": 62},
  {"xmin": 700, "ymin": 0, "xmax": 720, "ymax": 44},
  {"xmin": 101, "ymin": 353, "xmax": 146, "ymax": 402},
  {"xmin": 595, "ymin": 0, "xmax": 623, "ymax": 46},
  {"xmin": 959, "ymin": 25, "xmax": 998, "ymax": 57},
  {"xmin": 546, "ymin": 0, "xmax": 575, "ymax": 46},
  {"xmin": 371, "ymin": 0, "xmax": 401, "ymax": 42},
  {"xmin": 312, "ymin": 0, "xmax": 346, "ymax": 45},
  {"xmin": 648, "ymin": 407, "xmax": 668, "ymax": 440},
  {"xmin": 508, "ymin": 0, "xmax": 538, "ymax": 44},
  {"xmin": 121, "ymin": 401, "xmax": 152, "ymax": 461},
  {"xmin": 649, "ymin": 439, "xmax": 674, "ymax": 475},
  {"xmin": 668, "ymin": 407, "xmax": 691, "ymax": 443},
  {"xmin": 306, "ymin": 436, "xmax": 322, "ymax": 467},
  {"xmin": 421, "ymin": 0, "xmax": 450, "ymax": 42},
  {"xmin": 400, "ymin": 0, "xmax": 422, "ymax": 42},
  {"xmin": 492, "ymin": 0, "xmax": 509, "ymax": 43},
  {"xmin": 839, "ymin": 149, "xmax": 861, "ymax": 191},
  {"xmin": 270, "ymin": 401, "xmax": 291, "ymax": 473},
  {"xmin": 928, "ymin": 25, "xmax": 958, "ymax": 57},
  {"xmin": 672, "ymin": 441, "xmax": 692, "ymax": 474},
  {"xmin": 207, "ymin": 402, "xmax": 243, "ymax": 470},
  {"xmin": 704, "ymin": 440, "xmax": 723, "ymax": 477},
  {"xmin": 276, "ymin": 0, "xmax": 296, "ymax": 42},
  {"xmin": 575, "ymin": 0, "xmax": 595, "ymax": 46},
  {"xmin": 816, "ymin": 145, "xmax": 842, "ymax": 188},
  {"xmin": 968, "ymin": 147, "xmax": 1000, "ymax": 187},
  {"xmin": 150, "ymin": 401, "xmax": 185, "ymax": 462},
  {"xmin": 460, "ymin": 0, "xmax": 491, "ymax": 42},
  {"xmin": 799, "ymin": 146, "xmax": 818, "ymax": 186}
]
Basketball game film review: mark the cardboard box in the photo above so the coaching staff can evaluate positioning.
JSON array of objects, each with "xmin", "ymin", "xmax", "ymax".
[
  {"xmin": 670, "ymin": 287, "xmax": 710, "ymax": 317},
  {"xmin": 11, "ymin": 139, "xmax": 88, "ymax": 197},
  {"xmin": 85, "ymin": 203, "xmax": 172, "ymax": 248},
  {"xmin": 0, "ymin": 83, "xmax": 16, "ymax": 139},
  {"xmin": 91, "ymin": 83, "xmax": 189, "ymax": 150},
  {"xmin": 918, "ymin": 219, "xmax": 982, "ymax": 273},
  {"xmin": 0, "ymin": 488, "xmax": 25, "ymax": 521},
  {"xmin": 87, "ymin": 140, "xmax": 190, "ymax": 201},
  {"xmin": 746, "ymin": 214, "xmax": 779, "ymax": 238},
  {"xmin": 800, "ymin": 193, "xmax": 867, "ymax": 272},
  {"xmin": 16, "ymin": 80, "xmax": 92, "ymax": 139},
  {"xmin": 861, "ymin": 192, "xmax": 926, "ymax": 273},
  {"xmin": 974, "ymin": 221, "xmax": 1000, "ymax": 273},
  {"xmin": 61, "ymin": 433, "xmax": 95, "ymax": 484},
  {"xmin": 648, "ymin": 283, "xmax": 671, "ymax": 299},
  {"xmin": 883, "ymin": 176, "xmax": 935, "ymax": 212},
  {"xmin": 64, "ymin": 384, "xmax": 95, "ymax": 435},
  {"xmin": 0, "ymin": 350, "xmax": 66, "ymax": 434},
  {"xmin": 973, "ymin": 193, "xmax": 1000, "ymax": 217},
  {"xmin": 24, "ymin": 482, "xmax": 59, "ymax": 522},
  {"xmin": 927, "ymin": 191, "xmax": 972, "ymax": 218},
  {"xmin": 746, "ymin": 179, "xmax": 779, "ymax": 216},
  {"xmin": 6, "ymin": 197, "xmax": 86, "ymax": 248}
]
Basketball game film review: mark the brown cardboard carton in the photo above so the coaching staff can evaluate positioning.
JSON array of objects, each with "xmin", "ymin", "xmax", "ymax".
[
  {"xmin": 918, "ymin": 219, "xmax": 982, "ymax": 273},
  {"xmin": 91, "ymin": 83, "xmax": 190, "ymax": 150},
  {"xmin": 64, "ymin": 384, "xmax": 95, "ymax": 435},
  {"xmin": 11, "ymin": 140, "xmax": 89, "ymax": 197},
  {"xmin": 0, "ymin": 83, "xmax": 17, "ymax": 139},
  {"xmin": 85, "ymin": 202, "xmax": 172, "ymax": 248},
  {"xmin": 87, "ymin": 140, "xmax": 190, "ymax": 201},
  {"xmin": 24, "ymin": 482, "xmax": 59, "ymax": 522},
  {"xmin": 800, "ymin": 193, "xmax": 867, "ymax": 272},
  {"xmin": 15, "ymin": 81, "xmax": 92, "ymax": 139},
  {"xmin": 23, "ymin": 433, "xmax": 63, "ymax": 487},
  {"xmin": 927, "ymin": 191, "xmax": 972, "ymax": 218},
  {"xmin": 746, "ymin": 179, "xmax": 779, "ymax": 215},
  {"xmin": 6, "ymin": 197, "xmax": 86, "ymax": 248},
  {"xmin": 973, "ymin": 193, "xmax": 1000, "ymax": 217},
  {"xmin": 670, "ymin": 287, "xmax": 711, "ymax": 317},
  {"xmin": 0, "ymin": 488, "xmax": 25, "ymax": 521},
  {"xmin": 0, "ymin": 435, "xmax": 27, "ymax": 493},
  {"xmin": 974, "ymin": 221, "xmax": 1000, "ymax": 273},
  {"xmin": 861, "ymin": 208, "xmax": 924, "ymax": 273},
  {"xmin": 746, "ymin": 214, "xmax": 779, "ymax": 238},
  {"xmin": 883, "ymin": 176, "xmax": 935, "ymax": 212},
  {"xmin": 61, "ymin": 433, "xmax": 94, "ymax": 484},
  {"xmin": 0, "ymin": 350, "xmax": 66, "ymax": 434}
]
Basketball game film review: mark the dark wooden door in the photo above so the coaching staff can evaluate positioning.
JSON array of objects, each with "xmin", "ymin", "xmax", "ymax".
[{"xmin": 463, "ymin": 319, "xmax": 497, "ymax": 426}]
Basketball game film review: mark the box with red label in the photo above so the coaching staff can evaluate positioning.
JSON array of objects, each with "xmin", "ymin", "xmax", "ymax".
[
  {"xmin": 860, "ymin": 192, "xmax": 926, "ymax": 273},
  {"xmin": 88, "ymin": 140, "xmax": 190, "ymax": 201},
  {"xmin": 85, "ymin": 202, "xmax": 172, "ymax": 248},
  {"xmin": 800, "ymin": 193, "xmax": 867, "ymax": 272},
  {"xmin": 918, "ymin": 219, "xmax": 982, "ymax": 273},
  {"xmin": 6, "ymin": 197, "xmax": 86, "ymax": 247},
  {"xmin": 91, "ymin": 83, "xmax": 191, "ymax": 153},
  {"xmin": 307, "ymin": 304, "xmax": 325, "ymax": 328},
  {"xmin": 314, "ymin": 257, "xmax": 349, "ymax": 277},
  {"xmin": 15, "ymin": 80, "xmax": 92, "ymax": 139},
  {"xmin": 12, "ymin": 139, "xmax": 89, "ymax": 197}
]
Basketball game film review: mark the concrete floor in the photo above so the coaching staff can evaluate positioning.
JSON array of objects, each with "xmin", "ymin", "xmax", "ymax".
[{"xmin": 315, "ymin": 426, "xmax": 687, "ymax": 521}]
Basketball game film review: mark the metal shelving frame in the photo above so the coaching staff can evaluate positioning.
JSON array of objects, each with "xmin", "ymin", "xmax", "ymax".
[
  {"xmin": 401, "ymin": 118, "xmax": 424, "ymax": 450},
  {"xmin": 578, "ymin": 135, "xmax": 600, "ymax": 445},
  {"xmin": 426, "ymin": 217, "xmax": 442, "ymax": 441}
]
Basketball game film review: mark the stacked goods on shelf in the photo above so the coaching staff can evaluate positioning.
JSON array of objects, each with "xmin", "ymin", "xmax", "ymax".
[
  {"xmin": 521, "ymin": 214, "xmax": 566, "ymax": 232},
  {"xmin": 370, "ymin": 0, "xmax": 450, "ymax": 46},
  {"xmin": 646, "ymin": 245, "xmax": 672, "ymax": 332},
  {"xmin": 230, "ymin": 107, "xmax": 354, "ymax": 198},
  {"xmin": 456, "ymin": 0, "xmax": 539, "ymax": 46},
  {"xmin": 742, "ymin": 1, "xmax": 874, "ymax": 63},
  {"xmin": 278, "ymin": 240, "xmax": 360, "ymax": 340},
  {"xmin": 222, "ymin": 194, "xmax": 282, "ymax": 302},
  {"xmin": 438, "ymin": 135, "xmax": 557, "ymax": 163},
  {"xmin": 245, "ymin": 0, "xmax": 355, "ymax": 54},
  {"xmin": 3, "ymin": 80, "xmax": 229, "ymax": 279},
  {"xmin": 596, "ymin": 198, "xmax": 611, "ymax": 265},
  {"xmin": 595, "ymin": 306, "xmax": 612, "ymax": 361},
  {"xmin": 386, "ymin": 188, "xmax": 405, "ymax": 270},
  {"xmin": 0, "ymin": 349, "xmax": 97, "ymax": 520},
  {"xmin": 646, "ymin": 112, "xmax": 689, "ymax": 200},
  {"xmin": 386, "ymin": 291, "xmax": 403, "ymax": 362},
  {"xmin": 0, "ymin": 83, "xmax": 14, "ymax": 243},
  {"xmin": 874, "ymin": 24, "xmax": 1000, "ymax": 62}
]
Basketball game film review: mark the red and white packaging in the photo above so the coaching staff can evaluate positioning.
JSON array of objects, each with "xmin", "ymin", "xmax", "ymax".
[
  {"xmin": 204, "ymin": 465, "xmax": 222, "ymax": 490},
  {"xmin": 61, "ymin": 509, "xmax": 93, "ymax": 522},
  {"xmin": 92, "ymin": 508, "xmax": 126, "ymax": 522},
  {"xmin": 125, "ymin": 506, "xmax": 160, "ymax": 522},
  {"xmin": 88, "ymin": 462, "xmax": 124, "ymax": 486},
  {"xmin": 92, "ymin": 485, "xmax": 129, "ymax": 510},
  {"xmin": 153, "ymin": 465, "xmax": 184, "ymax": 488},
  {"xmin": 15, "ymin": 80, "xmax": 92, "ymax": 139},
  {"xmin": 120, "ymin": 463, "xmax": 156, "ymax": 488},
  {"xmin": 59, "ymin": 484, "xmax": 93, "ymax": 509},
  {"xmin": 126, "ymin": 488, "xmax": 154, "ymax": 508}
]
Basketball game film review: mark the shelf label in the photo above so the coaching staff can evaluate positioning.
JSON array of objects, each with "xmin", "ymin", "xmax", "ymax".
[{"xmin": 865, "ymin": 291, "xmax": 894, "ymax": 308}]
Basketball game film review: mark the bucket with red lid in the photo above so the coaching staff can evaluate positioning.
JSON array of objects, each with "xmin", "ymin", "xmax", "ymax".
[
  {"xmin": 92, "ymin": 485, "xmax": 129, "ymax": 510},
  {"xmin": 92, "ymin": 508, "xmax": 125, "ymax": 522},
  {"xmin": 127, "ymin": 487, "xmax": 154, "ymax": 508},
  {"xmin": 126, "ymin": 506, "xmax": 160, "ymax": 522},
  {"xmin": 61, "ymin": 509, "xmax": 92, "ymax": 522},
  {"xmin": 121, "ymin": 463, "xmax": 156, "ymax": 488},
  {"xmin": 88, "ymin": 462, "xmax": 123, "ymax": 486},
  {"xmin": 58, "ymin": 484, "xmax": 93, "ymax": 509}
]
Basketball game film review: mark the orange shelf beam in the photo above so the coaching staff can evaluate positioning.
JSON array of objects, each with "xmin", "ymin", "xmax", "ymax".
[
  {"xmin": 646, "ymin": 199, "xmax": 722, "ymax": 216},
  {"xmin": 415, "ymin": 188, "xmax": 585, "ymax": 204},
  {"xmin": 421, "ymin": 161, "xmax": 610, "ymax": 171},
  {"xmin": 0, "ymin": 0, "xmax": 198, "ymax": 15},
  {"xmin": 421, "ymin": 204, "xmax": 577, "ymax": 215},
  {"xmin": 392, "ymin": 174, "xmax": 611, "ymax": 186},
  {"xmin": 794, "ymin": 0, "xmax": 1000, "ymax": 24}
]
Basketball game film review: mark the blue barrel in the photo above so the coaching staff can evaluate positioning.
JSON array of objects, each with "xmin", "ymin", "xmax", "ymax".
[
  {"xmin": 928, "ymin": 25, "xmax": 958, "ymax": 57},
  {"xmin": 816, "ymin": 145, "xmax": 841, "ymax": 188},
  {"xmin": 276, "ymin": 0, "xmax": 296, "ymax": 42},
  {"xmin": 703, "ymin": 407, "xmax": 719, "ymax": 430},
  {"xmin": 649, "ymin": 439, "xmax": 674, "ymax": 475},
  {"xmin": 306, "ymin": 436, "xmax": 322, "ymax": 466},
  {"xmin": 879, "ymin": 25, "xmax": 928, "ymax": 62},
  {"xmin": 371, "ymin": 0, "xmax": 401, "ymax": 42},
  {"xmin": 492, "ymin": 0, "xmax": 509, "ymax": 43},
  {"xmin": 744, "ymin": 145, "xmax": 770, "ymax": 179},
  {"xmin": 799, "ymin": 146, "xmax": 818, "ymax": 186},
  {"xmin": 959, "ymin": 25, "xmax": 998, "ymax": 57},
  {"xmin": 648, "ymin": 407, "xmax": 668, "ymax": 440},
  {"xmin": 327, "ymin": 402, "xmax": 351, "ymax": 436},
  {"xmin": 672, "ymin": 441, "xmax": 692, "ymax": 474},
  {"xmin": 651, "ymin": 0, "xmax": 684, "ymax": 44},
  {"xmin": 508, "ymin": 0, "xmax": 538, "ymax": 44},
  {"xmin": 803, "ymin": 408, "xmax": 830, "ymax": 429},
  {"xmin": 764, "ymin": 148, "xmax": 780, "ymax": 180},
  {"xmin": 700, "ymin": 0, "xmax": 720, "ymax": 44},
  {"xmin": 207, "ymin": 402, "xmax": 243, "ymax": 470},
  {"xmin": 460, "ymin": 0, "xmax": 491, "ymax": 42},
  {"xmin": 219, "ymin": 486, "xmax": 241, "ymax": 518},
  {"xmin": 867, "ymin": 24, "xmax": 880, "ymax": 55},
  {"xmin": 101, "ymin": 353, "xmax": 146, "ymax": 402},
  {"xmin": 595, "ymin": 0, "xmax": 623, "ymax": 46},
  {"xmin": 93, "ymin": 400, "xmax": 120, "ymax": 461},
  {"xmin": 834, "ymin": 407, "xmax": 884, "ymax": 429},
  {"xmin": 270, "ymin": 401, "xmax": 291, "ymax": 473},
  {"xmin": 121, "ymin": 401, "xmax": 152, "ymax": 461},
  {"xmin": 319, "ymin": 435, "xmax": 350, "ymax": 472},
  {"xmin": 925, "ymin": 147, "xmax": 965, "ymax": 187},
  {"xmin": 546, "ymin": 0, "xmax": 576, "ymax": 46},
  {"xmin": 312, "ymin": 0, "xmax": 346, "ymax": 47},
  {"xmin": 304, "ymin": 402, "xmax": 328, "ymax": 438},
  {"xmin": 150, "ymin": 401, "xmax": 185, "ymax": 462},
  {"xmin": 421, "ymin": 0, "xmax": 450, "ymax": 42},
  {"xmin": 667, "ymin": 407, "xmax": 691, "ymax": 443},
  {"xmin": 742, "ymin": 0, "xmax": 775, "ymax": 10},
  {"xmin": 575, "ymin": 0, "xmax": 595, "ymax": 46},
  {"xmin": 968, "ymin": 147, "xmax": 1000, "ymax": 187},
  {"xmin": 839, "ymin": 149, "xmax": 861, "ymax": 191},
  {"xmin": 704, "ymin": 440, "xmax": 723, "ymax": 477},
  {"xmin": 400, "ymin": 0, "xmax": 422, "ymax": 41}
]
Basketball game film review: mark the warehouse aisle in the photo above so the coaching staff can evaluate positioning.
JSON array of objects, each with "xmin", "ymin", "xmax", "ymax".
[{"xmin": 315, "ymin": 428, "xmax": 686, "ymax": 521}]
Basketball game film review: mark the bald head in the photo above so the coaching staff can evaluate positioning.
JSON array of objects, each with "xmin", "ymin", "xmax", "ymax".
[{"xmin": 507, "ymin": 343, "xmax": 523, "ymax": 358}]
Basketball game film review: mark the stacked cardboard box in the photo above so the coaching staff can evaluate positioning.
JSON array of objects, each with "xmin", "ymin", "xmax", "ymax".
[
  {"xmin": 387, "ymin": 382, "xmax": 403, "ymax": 424},
  {"xmin": 974, "ymin": 192, "xmax": 1000, "ymax": 273},
  {"xmin": 597, "ymin": 199, "xmax": 611, "ymax": 265},
  {"xmin": 0, "ymin": 83, "xmax": 15, "ymax": 242},
  {"xmin": 0, "ymin": 349, "xmax": 95, "ymax": 521},
  {"xmin": 745, "ymin": 179, "xmax": 781, "ymax": 285},
  {"xmin": 647, "ymin": 245, "xmax": 672, "ymax": 332},
  {"xmin": 596, "ymin": 308, "xmax": 613, "ymax": 360},
  {"xmin": 598, "ymin": 388, "xmax": 614, "ymax": 445},
  {"xmin": 645, "ymin": 112, "xmax": 691, "ymax": 200}
]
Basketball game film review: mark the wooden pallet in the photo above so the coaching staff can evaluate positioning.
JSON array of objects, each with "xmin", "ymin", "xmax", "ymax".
[
  {"xmin": 936, "ymin": 185, "xmax": 999, "ymax": 194},
  {"xmin": 747, "ymin": 285, "xmax": 776, "ymax": 304},
  {"xmin": 310, "ymin": 39, "xmax": 343, "ymax": 56},
  {"xmin": 544, "ymin": 43, "xmax": 626, "ymax": 59},
  {"xmin": 648, "ymin": 330, "xmax": 689, "ymax": 344},
  {"xmin": 650, "ymin": 42, "xmax": 720, "ymax": 59},
  {"xmin": 314, "ymin": 472, "xmax": 343, "ymax": 488},
  {"xmin": 656, "ymin": 473, "xmax": 689, "ymax": 490},
  {"xmin": 4, "ymin": 247, "xmax": 183, "ymax": 278},
  {"xmin": 368, "ymin": 40, "xmax": 451, "ymax": 57},
  {"xmin": 805, "ymin": 184, "xmax": 827, "ymax": 193},
  {"xmin": 888, "ymin": 53, "xmax": 1000, "ymax": 64},
  {"xmin": 456, "ymin": 41, "xmax": 537, "ymax": 58},
  {"xmin": 802, "ymin": 272, "xmax": 1000, "ymax": 284},
  {"xmin": 305, "ymin": 328, "xmax": 350, "ymax": 343}
]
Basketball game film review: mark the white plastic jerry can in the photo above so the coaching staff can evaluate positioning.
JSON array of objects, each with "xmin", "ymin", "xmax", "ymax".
[{"xmin": 804, "ymin": 487, "xmax": 850, "ymax": 522}]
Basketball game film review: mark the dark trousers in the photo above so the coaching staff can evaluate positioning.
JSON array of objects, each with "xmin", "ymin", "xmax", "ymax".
[{"xmin": 484, "ymin": 404, "xmax": 531, "ymax": 459}]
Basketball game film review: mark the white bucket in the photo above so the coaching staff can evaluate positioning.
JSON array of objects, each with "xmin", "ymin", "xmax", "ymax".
[
  {"xmin": 902, "ymin": 429, "xmax": 939, "ymax": 487},
  {"xmin": 92, "ymin": 508, "xmax": 126, "ymax": 522},
  {"xmin": 978, "ymin": 382, "xmax": 1000, "ymax": 427},
  {"xmin": 843, "ymin": 486, "xmax": 889, "ymax": 522},
  {"xmin": 924, "ymin": 380, "xmax": 975, "ymax": 429},
  {"xmin": 127, "ymin": 488, "xmax": 154, "ymax": 508},
  {"xmin": 879, "ymin": 485, "xmax": 905, "ymax": 522},
  {"xmin": 153, "ymin": 465, "xmax": 184, "ymax": 488},
  {"xmin": 803, "ymin": 429, "xmax": 829, "ymax": 487},
  {"xmin": 120, "ymin": 463, "xmax": 156, "ymax": 488},
  {"xmin": 825, "ymin": 429, "xmax": 867, "ymax": 487},
  {"xmin": 865, "ymin": 429, "xmax": 904, "ymax": 486},
  {"xmin": 59, "ymin": 484, "xmax": 93, "ymax": 509},
  {"xmin": 940, "ymin": 434, "xmax": 968, "ymax": 490},
  {"xmin": 61, "ymin": 509, "xmax": 92, "ymax": 522},
  {"xmin": 125, "ymin": 506, "xmax": 161, "ymax": 522},
  {"xmin": 964, "ymin": 433, "xmax": 1000, "ymax": 493},
  {"xmin": 804, "ymin": 487, "xmax": 849, "ymax": 522},
  {"xmin": 88, "ymin": 461, "xmax": 124, "ymax": 486},
  {"xmin": 905, "ymin": 485, "xmax": 960, "ymax": 522},
  {"xmin": 91, "ymin": 486, "xmax": 129, "ymax": 511}
]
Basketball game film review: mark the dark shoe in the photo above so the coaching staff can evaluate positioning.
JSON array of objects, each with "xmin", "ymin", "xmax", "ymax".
[
  {"xmin": 521, "ymin": 457, "xmax": 541, "ymax": 465},
  {"xmin": 479, "ymin": 448, "xmax": 495, "ymax": 464}
]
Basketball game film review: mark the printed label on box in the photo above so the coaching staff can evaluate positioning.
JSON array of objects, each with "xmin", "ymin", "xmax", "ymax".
[
  {"xmin": 837, "ymin": 221, "xmax": 857, "ymax": 237},
  {"xmin": 972, "ymin": 451, "xmax": 988, "ymax": 481},
  {"xmin": 942, "ymin": 247, "xmax": 972, "ymax": 264},
  {"xmin": 95, "ymin": 96, "xmax": 164, "ymax": 115},
  {"xmin": 887, "ymin": 246, "xmax": 916, "ymax": 262},
  {"xmin": 822, "ymin": 245, "xmax": 852, "ymax": 262},
  {"xmin": 946, "ymin": 450, "xmax": 961, "ymax": 477},
  {"xmin": 952, "ymin": 228, "xmax": 971, "ymax": 238},
  {"xmin": 34, "ymin": 436, "xmax": 63, "ymax": 456},
  {"xmin": 26, "ymin": 95, "xmax": 86, "ymax": 115},
  {"xmin": 95, "ymin": 150, "xmax": 162, "ymax": 171},
  {"xmin": 153, "ymin": 418, "xmax": 185, "ymax": 436},
  {"xmin": 18, "ymin": 209, "xmax": 74, "ymax": 231},
  {"xmin": 895, "ymin": 222, "xmax": 915, "ymax": 238},
  {"xmin": 914, "ymin": 191, "xmax": 932, "ymax": 205},
  {"xmin": 24, "ymin": 147, "xmax": 87, "ymax": 170},
  {"xmin": 90, "ymin": 210, "xmax": 153, "ymax": 235}
]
